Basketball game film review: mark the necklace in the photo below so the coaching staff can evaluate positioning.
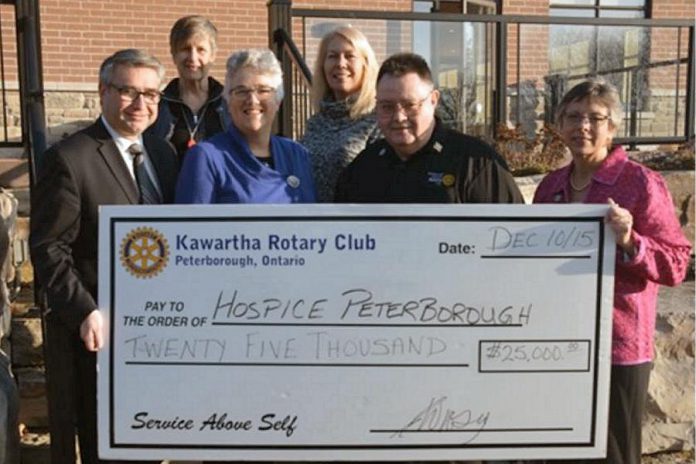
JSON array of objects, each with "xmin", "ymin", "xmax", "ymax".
[
  {"xmin": 179, "ymin": 82, "xmax": 211, "ymax": 148},
  {"xmin": 569, "ymin": 172, "xmax": 592, "ymax": 191},
  {"xmin": 182, "ymin": 103, "xmax": 209, "ymax": 148}
]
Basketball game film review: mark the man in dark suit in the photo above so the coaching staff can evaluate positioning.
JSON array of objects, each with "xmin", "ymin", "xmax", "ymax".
[{"xmin": 30, "ymin": 49, "xmax": 178, "ymax": 464}]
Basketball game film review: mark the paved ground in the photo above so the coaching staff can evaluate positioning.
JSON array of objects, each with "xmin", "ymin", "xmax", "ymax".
[{"xmin": 642, "ymin": 449, "xmax": 694, "ymax": 463}]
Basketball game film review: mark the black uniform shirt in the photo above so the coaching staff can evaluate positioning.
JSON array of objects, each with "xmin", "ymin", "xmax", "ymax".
[{"xmin": 335, "ymin": 121, "xmax": 524, "ymax": 204}]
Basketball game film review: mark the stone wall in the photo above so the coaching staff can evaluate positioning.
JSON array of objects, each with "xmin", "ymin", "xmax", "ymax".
[
  {"xmin": 0, "ymin": 90, "xmax": 22, "ymax": 145},
  {"xmin": 43, "ymin": 89, "xmax": 100, "ymax": 146},
  {"xmin": 0, "ymin": 88, "xmax": 99, "ymax": 149},
  {"xmin": 645, "ymin": 280, "xmax": 695, "ymax": 453},
  {"xmin": 644, "ymin": 170, "xmax": 696, "ymax": 453}
]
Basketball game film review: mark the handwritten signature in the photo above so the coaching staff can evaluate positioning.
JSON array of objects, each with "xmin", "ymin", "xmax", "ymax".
[{"xmin": 392, "ymin": 396, "xmax": 490, "ymax": 443}]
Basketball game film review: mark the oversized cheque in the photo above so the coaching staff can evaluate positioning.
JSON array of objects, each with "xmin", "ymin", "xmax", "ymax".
[{"xmin": 98, "ymin": 204, "xmax": 615, "ymax": 461}]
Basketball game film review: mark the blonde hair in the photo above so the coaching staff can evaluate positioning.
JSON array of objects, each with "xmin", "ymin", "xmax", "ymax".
[{"xmin": 310, "ymin": 26, "xmax": 378, "ymax": 119}]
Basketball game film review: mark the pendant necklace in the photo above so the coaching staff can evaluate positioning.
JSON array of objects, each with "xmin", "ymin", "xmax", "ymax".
[
  {"xmin": 183, "ymin": 102, "xmax": 209, "ymax": 148},
  {"xmin": 569, "ymin": 172, "xmax": 592, "ymax": 191}
]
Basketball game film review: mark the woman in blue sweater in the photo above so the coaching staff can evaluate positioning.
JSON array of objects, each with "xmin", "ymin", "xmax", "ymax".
[{"xmin": 175, "ymin": 49, "xmax": 316, "ymax": 204}]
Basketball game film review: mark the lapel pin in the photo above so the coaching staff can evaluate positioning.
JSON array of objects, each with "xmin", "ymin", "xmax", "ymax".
[
  {"xmin": 287, "ymin": 175, "xmax": 301, "ymax": 188},
  {"xmin": 442, "ymin": 174, "xmax": 456, "ymax": 187}
]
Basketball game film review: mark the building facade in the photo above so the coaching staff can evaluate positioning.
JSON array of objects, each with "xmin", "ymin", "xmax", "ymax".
[{"xmin": 0, "ymin": 0, "xmax": 691, "ymax": 148}]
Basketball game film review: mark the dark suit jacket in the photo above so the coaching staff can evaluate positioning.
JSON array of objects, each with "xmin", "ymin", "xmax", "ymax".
[{"xmin": 30, "ymin": 119, "xmax": 178, "ymax": 332}]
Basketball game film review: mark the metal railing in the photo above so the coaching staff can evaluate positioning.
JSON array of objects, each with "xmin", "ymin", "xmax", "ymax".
[
  {"xmin": 268, "ymin": 1, "xmax": 694, "ymax": 146},
  {"xmin": 0, "ymin": 0, "xmax": 46, "ymax": 184},
  {"xmin": 0, "ymin": 2, "xmax": 22, "ymax": 149},
  {"xmin": 271, "ymin": 28, "xmax": 314, "ymax": 140},
  {"xmin": 544, "ymin": 56, "xmax": 691, "ymax": 148}
]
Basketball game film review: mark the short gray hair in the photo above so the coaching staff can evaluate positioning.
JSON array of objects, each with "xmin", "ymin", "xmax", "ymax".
[
  {"xmin": 556, "ymin": 78, "xmax": 623, "ymax": 131},
  {"xmin": 99, "ymin": 49, "xmax": 165, "ymax": 87},
  {"xmin": 224, "ymin": 49, "xmax": 284, "ymax": 103},
  {"xmin": 169, "ymin": 15, "xmax": 218, "ymax": 55}
]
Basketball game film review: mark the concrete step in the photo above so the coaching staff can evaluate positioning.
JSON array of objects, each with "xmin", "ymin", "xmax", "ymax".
[
  {"xmin": 0, "ymin": 158, "xmax": 29, "ymax": 189},
  {"xmin": 10, "ymin": 286, "xmax": 36, "ymax": 318}
]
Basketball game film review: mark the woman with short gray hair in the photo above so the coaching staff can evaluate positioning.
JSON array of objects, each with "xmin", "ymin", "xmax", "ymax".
[
  {"xmin": 148, "ymin": 15, "xmax": 229, "ymax": 162},
  {"xmin": 224, "ymin": 48, "xmax": 284, "ymax": 103},
  {"xmin": 175, "ymin": 49, "xmax": 316, "ymax": 203}
]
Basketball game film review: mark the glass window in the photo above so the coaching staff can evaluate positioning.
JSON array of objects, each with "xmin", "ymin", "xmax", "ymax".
[
  {"xmin": 412, "ymin": 1, "xmax": 498, "ymax": 136},
  {"xmin": 548, "ymin": 0, "xmax": 650, "ymax": 139},
  {"xmin": 551, "ymin": 0, "xmax": 595, "ymax": 5},
  {"xmin": 599, "ymin": 9, "xmax": 644, "ymax": 18},
  {"xmin": 550, "ymin": 8, "xmax": 595, "ymax": 17},
  {"xmin": 601, "ymin": 0, "xmax": 644, "ymax": 7},
  {"xmin": 550, "ymin": 0, "xmax": 645, "ymax": 17},
  {"xmin": 413, "ymin": 0, "xmax": 498, "ymax": 14}
]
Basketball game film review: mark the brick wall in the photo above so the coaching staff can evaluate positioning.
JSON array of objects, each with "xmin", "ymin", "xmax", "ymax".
[
  {"xmin": 503, "ymin": 0, "xmax": 549, "ymax": 15},
  {"xmin": 32, "ymin": 0, "xmax": 413, "ymax": 145},
  {"xmin": 38, "ymin": 0, "xmax": 412, "ymax": 89},
  {"xmin": 39, "ymin": 0, "xmax": 269, "ymax": 88},
  {"xmin": 648, "ymin": 1, "xmax": 693, "ymax": 138},
  {"xmin": 0, "ymin": 5, "xmax": 18, "ymax": 80},
  {"xmin": 0, "ymin": 0, "xmax": 693, "ymax": 147},
  {"xmin": 0, "ymin": 5, "xmax": 20, "ymax": 144},
  {"xmin": 504, "ymin": 0, "xmax": 552, "ymax": 87},
  {"xmin": 651, "ymin": 0, "xmax": 695, "ymax": 17},
  {"xmin": 13, "ymin": 0, "xmax": 696, "ymax": 90}
]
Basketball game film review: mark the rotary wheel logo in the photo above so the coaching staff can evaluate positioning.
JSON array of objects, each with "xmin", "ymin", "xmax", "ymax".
[
  {"xmin": 120, "ymin": 227, "xmax": 169, "ymax": 278},
  {"xmin": 442, "ymin": 174, "xmax": 456, "ymax": 188}
]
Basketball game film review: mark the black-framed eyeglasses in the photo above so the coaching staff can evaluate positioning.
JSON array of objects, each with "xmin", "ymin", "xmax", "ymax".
[
  {"xmin": 109, "ymin": 84, "xmax": 161, "ymax": 105},
  {"xmin": 564, "ymin": 113, "xmax": 611, "ymax": 126},
  {"xmin": 375, "ymin": 94, "xmax": 431, "ymax": 118}
]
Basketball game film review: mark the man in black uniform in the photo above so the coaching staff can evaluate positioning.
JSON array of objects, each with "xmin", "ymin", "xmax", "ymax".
[{"xmin": 335, "ymin": 52, "xmax": 523, "ymax": 204}]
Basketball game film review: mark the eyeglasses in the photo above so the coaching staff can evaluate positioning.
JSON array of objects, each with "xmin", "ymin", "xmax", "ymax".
[
  {"xmin": 376, "ymin": 94, "xmax": 431, "ymax": 118},
  {"xmin": 229, "ymin": 86, "xmax": 276, "ymax": 101},
  {"xmin": 109, "ymin": 84, "xmax": 161, "ymax": 105},
  {"xmin": 564, "ymin": 113, "xmax": 611, "ymax": 126}
]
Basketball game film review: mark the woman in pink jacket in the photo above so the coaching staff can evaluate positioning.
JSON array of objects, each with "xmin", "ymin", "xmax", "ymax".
[{"xmin": 533, "ymin": 79, "xmax": 692, "ymax": 464}]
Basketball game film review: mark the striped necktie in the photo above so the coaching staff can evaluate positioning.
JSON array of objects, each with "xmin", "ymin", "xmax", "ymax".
[{"xmin": 128, "ymin": 143, "xmax": 162, "ymax": 204}]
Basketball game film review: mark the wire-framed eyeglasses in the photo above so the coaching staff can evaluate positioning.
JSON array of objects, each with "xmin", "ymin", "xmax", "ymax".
[
  {"xmin": 564, "ymin": 113, "xmax": 611, "ymax": 126},
  {"xmin": 108, "ymin": 84, "xmax": 161, "ymax": 105},
  {"xmin": 376, "ymin": 94, "xmax": 432, "ymax": 118},
  {"xmin": 229, "ymin": 86, "xmax": 276, "ymax": 101}
]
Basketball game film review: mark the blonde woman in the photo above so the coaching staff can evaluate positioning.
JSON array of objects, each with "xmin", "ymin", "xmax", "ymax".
[{"xmin": 299, "ymin": 26, "xmax": 380, "ymax": 202}]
